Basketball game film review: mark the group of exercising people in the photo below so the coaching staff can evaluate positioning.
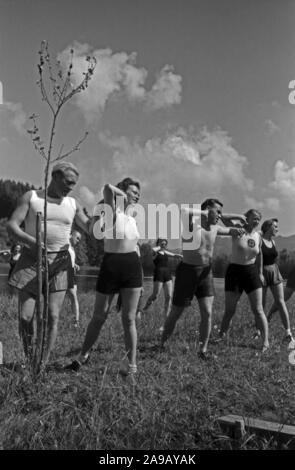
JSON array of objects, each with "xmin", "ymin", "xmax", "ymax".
[{"xmin": 6, "ymin": 162, "xmax": 295, "ymax": 378}]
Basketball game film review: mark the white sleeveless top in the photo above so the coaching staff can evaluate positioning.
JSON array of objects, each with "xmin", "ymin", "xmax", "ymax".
[
  {"xmin": 25, "ymin": 190, "xmax": 76, "ymax": 252},
  {"xmin": 231, "ymin": 231, "xmax": 261, "ymax": 265},
  {"xmin": 104, "ymin": 208, "xmax": 140, "ymax": 253}
]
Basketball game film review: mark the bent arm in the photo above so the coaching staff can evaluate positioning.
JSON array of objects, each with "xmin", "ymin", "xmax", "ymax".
[
  {"xmin": 74, "ymin": 201, "xmax": 92, "ymax": 234},
  {"xmin": 103, "ymin": 184, "xmax": 126, "ymax": 211},
  {"xmin": 6, "ymin": 192, "xmax": 37, "ymax": 249}
]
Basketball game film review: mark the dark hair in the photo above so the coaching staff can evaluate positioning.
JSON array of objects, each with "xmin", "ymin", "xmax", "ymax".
[
  {"xmin": 11, "ymin": 243, "xmax": 21, "ymax": 253},
  {"xmin": 157, "ymin": 238, "xmax": 168, "ymax": 246},
  {"xmin": 244, "ymin": 209, "xmax": 262, "ymax": 220},
  {"xmin": 201, "ymin": 198, "xmax": 223, "ymax": 210},
  {"xmin": 116, "ymin": 177, "xmax": 140, "ymax": 193},
  {"xmin": 97, "ymin": 177, "xmax": 140, "ymax": 205},
  {"xmin": 261, "ymin": 218, "xmax": 278, "ymax": 234}
]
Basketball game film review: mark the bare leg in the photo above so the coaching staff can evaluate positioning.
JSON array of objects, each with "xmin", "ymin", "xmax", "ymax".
[
  {"xmin": 219, "ymin": 291, "xmax": 241, "ymax": 336},
  {"xmin": 248, "ymin": 288, "xmax": 269, "ymax": 350},
  {"xmin": 120, "ymin": 287, "xmax": 142, "ymax": 367},
  {"xmin": 161, "ymin": 304, "xmax": 186, "ymax": 346},
  {"xmin": 254, "ymin": 287, "xmax": 267, "ymax": 337},
  {"xmin": 18, "ymin": 290, "xmax": 36, "ymax": 360},
  {"xmin": 80, "ymin": 292, "xmax": 113, "ymax": 359},
  {"xmin": 198, "ymin": 296, "xmax": 214, "ymax": 353},
  {"xmin": 67, "ymin": 285, "xmax": 80, "ymax": 323},
  {"xmin": 269, "ymin": 283, "xmax": 291, "ymax": 333},
  {"xmin": 43, "ymin": 291, "xmax": 66, "ymax": 364},
  {"xmin": 143, "ymin": 281, "xmax": 163, "ymax": 310},
  {"xmin": 161, "ymin": 280, "xmax": 173, "ymax": 325},
  {"xmin": 268, "ymin": 287, "xmax": 294, "ymax": 321}
]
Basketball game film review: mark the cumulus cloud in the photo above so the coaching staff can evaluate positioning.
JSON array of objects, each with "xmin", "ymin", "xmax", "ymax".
[
  {"xmin": 244, "ymin": 196, "xmax": 264, "ymax": 210},
  {"xmin": 264, "ymin": 197, "xmax": 280, "ymax": 212},
  {"xmin": 98, "ymin": 126, "xmax": 253, "ymax": 204},
  {"xmin": 244, "ymin": 195, "xmax": 280, "ymax": 213},
  {"xmin": 78, "ymin": 186, "xmax": 99, "ymax": 209},
  {"xmin": 57, "ymin": 42, "xmax": 182, "ymax": 122},
  {"xmin": 270, "ymin": 160, "xmax": 295, "ymax": 198},
  {"xmin": 144, "ymin": 65, "xmax": 182, "ymax": 111},
  {"xmin": 0, "ymin": 101, "xmax": 27, "ymax": 135}
]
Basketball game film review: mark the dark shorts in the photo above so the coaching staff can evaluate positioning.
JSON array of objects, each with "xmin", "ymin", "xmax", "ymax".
[
  {"xmin": 153, "ymin": 267, "xmax": 172, "ymax": 283},
  {"xmin": 9, "ymin": 247, "xmax": 73, "ymax": 298},
  {"xmin": 263, "ymin": 264, "xmax": 283, "ymax": 287},
  {"xmin": 286, "ymin": 267, "xmax": 295, "ymax": 289},
  {"xmin": 225, "ymin": 263, "xmax": 262, "ymax": 294},
  {"xmin": 172, "ymin": 262, "xmax": 214, "ymax": 307},
  {"xmin": 96, "ymin": 252, "xmax": 143, "ymax": 294}
]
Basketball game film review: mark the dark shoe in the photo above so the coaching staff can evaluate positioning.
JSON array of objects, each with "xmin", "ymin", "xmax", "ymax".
[
  {"xmin": 64, "ymin": 359, "xmax": 82, "ymax": 372},
  {"xmin": 198, "ymin": 351, "xmax": 217, "ymax": 361},
  {"xmin": 283, "ymin": 335, "xmax": 295, "ymax": 350}
]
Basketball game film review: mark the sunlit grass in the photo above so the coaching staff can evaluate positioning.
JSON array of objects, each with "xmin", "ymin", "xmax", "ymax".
[{"xmin": 0, "ymin": 281, "xmax": 294, "ymax": 449}]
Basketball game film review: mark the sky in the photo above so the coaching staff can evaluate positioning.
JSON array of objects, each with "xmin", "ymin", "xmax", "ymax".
[{"xmin": 1, "ymin": 0, "xmax": 295, "ymax": 242}]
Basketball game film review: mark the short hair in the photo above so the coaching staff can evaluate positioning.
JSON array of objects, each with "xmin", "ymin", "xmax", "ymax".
[
  {"xmin": 201, "ymin": 198, "xmax": 223, "ymax": 210},
  {"xmin": 261, "ymin": 218, "xmax": 278, "ymax": 234},
  {"xmin": 116, "ymin": 177, "xmax": 140, "ymax": 193},
  {"xmin": 51, "ymin": 162, "xmax": 79, "ymax": 177},
  {"xmin": 157, "ymin": 238, "xmax": 168, "ymax": 246},
  {"xmin": 244, "ymin": 209, "xmax": 262, "ymax": 220}
]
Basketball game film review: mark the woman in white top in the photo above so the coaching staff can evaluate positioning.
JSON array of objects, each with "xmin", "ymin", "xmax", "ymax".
[
  {"xmin": 67, "ymin": 178, "xmax": 142, "ymax": 377},
  {"xmin": 218, "ymin": 209, "xmax": 269, "ymax": 352}
]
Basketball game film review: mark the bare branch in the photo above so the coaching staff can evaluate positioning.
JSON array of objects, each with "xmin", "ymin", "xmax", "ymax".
[{"xmin": 52, "ymin": 132, "xmax": 89, "ymax": 162}]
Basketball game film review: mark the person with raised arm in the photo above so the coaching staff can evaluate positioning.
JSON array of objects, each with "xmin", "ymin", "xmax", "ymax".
[
  {"xmin": 143, "ymin": 238, "xmax": 182, "ymax": 331},
  {"xmin": 217, "ymin": 209, "xmax": 269, "ymax": 353},
  {"xmin": 66, "ymin": 177, "xmax": 142, "ymax": 380},
  {"xmin": 160, "ymin": 198, "xmax": 245, "ymax": 359}
]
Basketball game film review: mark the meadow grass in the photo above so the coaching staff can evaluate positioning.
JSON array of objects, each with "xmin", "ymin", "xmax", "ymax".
[{"xmin": 0, "ymin": 280, "xmax": 294, "ymax": 450}]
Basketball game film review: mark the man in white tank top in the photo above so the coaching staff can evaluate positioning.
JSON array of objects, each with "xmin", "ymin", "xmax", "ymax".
[{"xmin": 7, "ymin": 162, "xmax": 91, "ymax": 365}]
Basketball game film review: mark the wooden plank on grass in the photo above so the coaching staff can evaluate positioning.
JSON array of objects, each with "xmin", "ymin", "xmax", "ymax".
[{"xmin": 218, "ymin": 414, "xmax": 295, "ymax": 447}]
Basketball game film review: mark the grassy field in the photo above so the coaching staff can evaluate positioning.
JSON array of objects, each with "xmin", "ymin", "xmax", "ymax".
[{"xmin": 0, "ymin": 280, "xmax": 294, "ymax": 450}]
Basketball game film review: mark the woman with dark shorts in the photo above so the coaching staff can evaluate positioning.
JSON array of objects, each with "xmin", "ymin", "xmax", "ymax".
[
  {"xmin": 66, "ymin": 178, "xmax": 142, "ymax": 378},
  {"xmin": 218, "ymin": 209, "xmax": 269, "ymax": 352},
  {"xmin": 254, "ymin": 219, "xmax": 294, "ymax": 347},
  {"xmin": 143, "ymin": 238, "xmax": 182, "ymax": 330}
]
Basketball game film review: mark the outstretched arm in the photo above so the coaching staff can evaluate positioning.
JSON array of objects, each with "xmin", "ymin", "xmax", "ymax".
[
  {"xmin": 217, "ymin": 226, "xmax": 245, "ymax": 237},
  {"xmin": 220, "ymin": 213, "xmax": 246, "ymax": 228},
  {"xmin": 164, "ymin": 249, "xmax": 183, "ymax": 259}
]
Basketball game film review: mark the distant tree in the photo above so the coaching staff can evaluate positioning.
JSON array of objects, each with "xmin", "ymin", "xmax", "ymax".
[{"xmin": 0, "ymin": 179, "xmax": 34, "ymax": 219}]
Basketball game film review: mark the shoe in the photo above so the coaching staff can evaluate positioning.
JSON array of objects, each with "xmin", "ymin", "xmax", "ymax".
[
  {"xmin": 64, "ymin": 359, "xmax": 82, "ymax": 372},
  {"xmin": 213, "ymin": 333, "xmax": 226, "ymax": 344},
  {"xmin": 261, "ymin": 345, "xmax": 270, "ymax": 354},
  {"xmin": 198, "ymin": 351, "xmax": 208, "ymax": 361},
  {"xmin": 252, "ymin": 330, "xmax": 261, "ymax": 340},
  {"xmin": 119, "ymin": 363, "xmax": 137, "ymax": 377},
  {"xmin": 73, "ymin": 321, "xmax": 80, "ymax": 328},
  {"xmin": 198, "ymin": 351, "xmax": 217, "ymax": 361},
  {"xmin": 284, "ymin": 335, "xmax": 295, "ymax": 350}
]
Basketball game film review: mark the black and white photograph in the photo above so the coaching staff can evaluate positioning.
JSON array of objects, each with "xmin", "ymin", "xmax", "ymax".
[{"xmin": 0, "ymin": 0, "xmax": 295, "ymax": 454}]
